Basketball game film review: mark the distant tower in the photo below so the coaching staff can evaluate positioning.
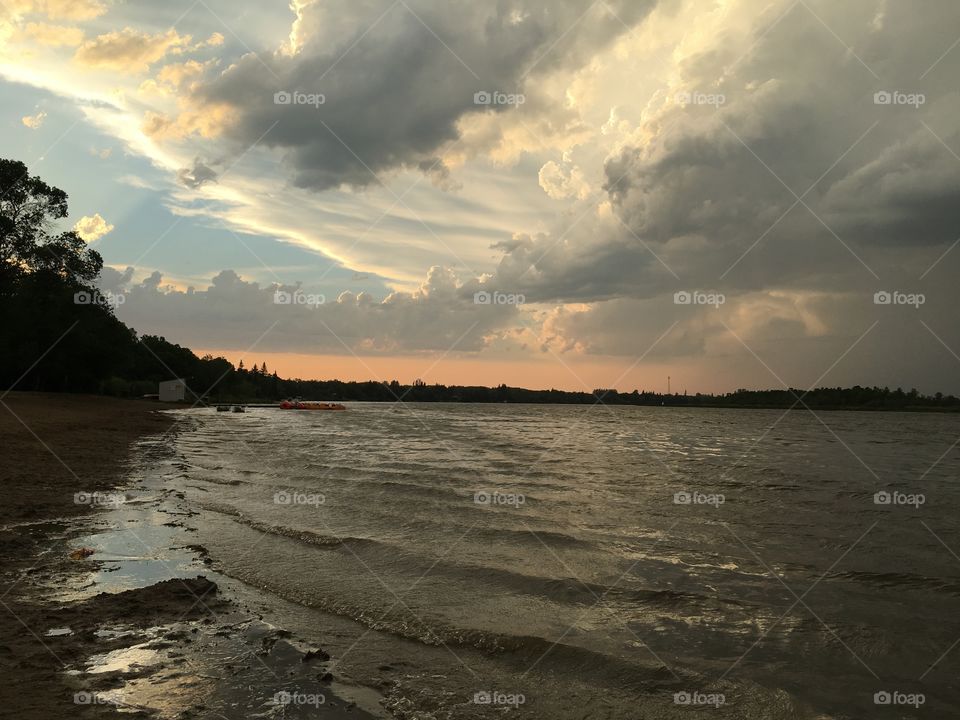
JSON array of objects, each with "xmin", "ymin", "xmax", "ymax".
[{"xmin": 667, "ymin": 375, "xmax": 671, "ymax": 395}]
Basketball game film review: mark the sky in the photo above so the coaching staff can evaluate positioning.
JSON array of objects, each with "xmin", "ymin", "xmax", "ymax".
[{"xmin": 2, "ymin": 0, "xmax": 959, "ymax": 393}]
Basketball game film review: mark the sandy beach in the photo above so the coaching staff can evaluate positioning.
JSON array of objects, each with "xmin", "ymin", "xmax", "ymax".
[
  {"xmin": 0, "ymin": 393, "xmax": 171, "ymax": 716},
  {"xmin": 0, "ymin": 394, "xmax": 373, "ymax": 719}
]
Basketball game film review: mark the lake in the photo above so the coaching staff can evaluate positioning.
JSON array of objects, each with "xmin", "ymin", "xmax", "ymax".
[{"xmin": 164, "ymin": 403, "xmax": 960, "ymax": 718}]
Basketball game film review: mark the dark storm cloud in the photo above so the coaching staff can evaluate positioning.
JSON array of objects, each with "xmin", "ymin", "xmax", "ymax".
[
  {"xmin": 473, "ymin": 0, "xmax": 960, "ymax": 394},
  {"xmin": 190, "ymin": 0, "xmax": 656, "ymax": 190},
  {"xmin": 490, "ymin": 0, "xmax": 960, "ymax": 306},
  {"xmin": 177, "ymin": 157, "xmax": 219, "ymax": 188}
]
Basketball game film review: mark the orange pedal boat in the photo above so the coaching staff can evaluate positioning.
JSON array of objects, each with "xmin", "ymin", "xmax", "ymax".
[{"xmin": 279, "ymin": 399, "xmax": 346, "ymax": 411}]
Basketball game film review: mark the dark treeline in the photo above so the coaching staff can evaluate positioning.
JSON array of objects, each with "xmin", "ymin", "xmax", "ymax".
[
  {"xmin": 226, "ymin": 378, "xmax": 960, "ymax": 411},
  {"xmin": 2, "ymin": 157, "xmax": 958, "ymax": 411},
  {"xmin": 0, "ymin": 157, "xmax": 242, "ymax": 399}
]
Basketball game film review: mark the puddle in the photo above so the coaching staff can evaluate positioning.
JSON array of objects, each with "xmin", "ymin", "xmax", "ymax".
[
  {"xmin": 45, "ymin": 627, "xmax": 73, "ymax": 637},
  {"xmin": 49, "ymin": 485, "xmax": 209, "ymax": 601},
  {"xmin": 56, "ymin": 430, "xmax": 384, "ymax": 718},
  {"xmin": 95, "ymin": 626, "xmax": 147, "ymax": 640},
  {"xmin": 68, "ymin": 619, "xmax": 379, "ymax": 719}
]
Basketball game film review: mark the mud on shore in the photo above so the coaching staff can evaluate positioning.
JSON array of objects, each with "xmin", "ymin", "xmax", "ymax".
[{"xmin": 0, "ymin": 393, "xmax": 375, "ymax": 719}]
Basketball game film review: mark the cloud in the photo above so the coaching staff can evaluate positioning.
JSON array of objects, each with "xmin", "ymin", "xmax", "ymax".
[
  {"xmin": 141, "ymin": 103, "xmax": 234, "ymax": 140},
  {"xmin": 21, "ymin": 110, "xmax": 47, "ymax": 128},
  {"xmin": 104, "ymin": 267, "xmax": 523, "ymax": 354},
  {"xmin": 6, "ymin": 0, "xmax": 105, "ymax": 21},
  {"xmin": 140, "ymin": 59, "xmax": 217, "ymax": 97},
  {"xmin": 196, "ymin": 31, "xmax": 224, "ymax": 49},
  {"xmin": 177, "ymin": 157, "xmax": 219, "ymax": 188},
  {"xmin": 538, "ymin": 156, "xmax": 590, "ymax": 200},
  {"xmin": 441, "ymin": 0, "xmax": 960, "ymax": 395},
  {"xmin": 97, "ymin": 265, "xmax": 135, "ymax": 293},
  {"xmin": 174, "ymin": 0, "xmax": 656, "ymax": 191},
  {"xmin": 486, "ymin": 0, "xmax": 960, "ymax": 306},
  {"xmin": 73, "ymin": 213, "xmax": 114, "ymax": 242},
  {"xmin": 417, "ymin": 158, "xmax": 462, "ymax": 192},
  {"xmin": 23, "ymin": 21, "xmax": 83, "ymax": 46},
  {"xmin": 118, "ymin": 174, "xmax": 157, "ymax": 190},
  {"xmin": 74, "ymin": 27, "xmax": 193, "ymax": 73},
  {"xmin": 154, "ymin": 59, "xmax": 215, "ymax": 90}
]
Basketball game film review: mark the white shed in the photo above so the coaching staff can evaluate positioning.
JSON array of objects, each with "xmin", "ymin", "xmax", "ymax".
[{"xmin": 158, "ymin": 378, "xmax": 187, "ymax": 402}]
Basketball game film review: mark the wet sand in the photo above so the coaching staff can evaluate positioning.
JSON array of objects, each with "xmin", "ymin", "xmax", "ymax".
[{"xmin": 0, "ymin": 393, "xmax": 374, "ymax": 718}]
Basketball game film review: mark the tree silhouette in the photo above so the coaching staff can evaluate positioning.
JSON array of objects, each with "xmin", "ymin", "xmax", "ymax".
[{"xmin": 0, "ymin": 158, "xmax": 102, "ymax": 291}]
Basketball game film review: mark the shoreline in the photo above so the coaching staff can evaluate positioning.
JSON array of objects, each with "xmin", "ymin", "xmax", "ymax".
[
  {"xmin": 5, "ymin": 393, "xmax": 947, "ymax": 718},
  {"xmin": 0, "ymin": 395, "xmax": 732, "ymax": 719},
  {"xmin": 0, "ymin": 393, "xmax": 378, "ymax": 718}
]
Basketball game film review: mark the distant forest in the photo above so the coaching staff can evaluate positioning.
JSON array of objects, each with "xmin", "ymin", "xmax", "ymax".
[{"xmin": 2, "ymin": 157, "xmax": 958, "ymax": 412}]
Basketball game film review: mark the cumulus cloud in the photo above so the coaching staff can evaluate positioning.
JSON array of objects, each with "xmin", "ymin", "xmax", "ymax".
[
  {"xmin": 105, "ymin": 267, "xmax": 523, "ymax": 354},
  {"xmin": 97, "ymin": 265, "xmax": 135, "ymax": 294},
  {"xmin": 155, "ymin": 59, "xmax": 215, "ymax": 90},
  {"xmin": 449, "ymin": 0, "xmax": 960, "ymax": 395},
  {"xmin": 74, "ymin": 27, "xmax": 193, "ymax": 73},
  {"xmin": 73, "ymin": 213, "xmax": 114, "ymax": 242},
  {"xmin": 488, "ymin": 0, "xmax": 960, "ymax": 305},
  {"xmin": 21, "ymin": 110, "xmax": 46, "ymax": 128},
  {"xmin": 141, "ymin": 103, "xmax": 233, "ymax": 140},
  {"xmin": 196, "ymin": 31, "xmax": 224, "ymax": 49},
  {"xmin": 172, "ymin": 0, "xmax": 656, "ymax": 191},
  {"xmin": 538, "ymin": 156, "xmax": 590, "ymax": 199}
]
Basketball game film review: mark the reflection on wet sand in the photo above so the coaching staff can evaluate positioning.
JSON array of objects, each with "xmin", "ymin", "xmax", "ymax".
[{"xmin": 47, "ymin": 436, "xmax": 381, "ymax": 719}]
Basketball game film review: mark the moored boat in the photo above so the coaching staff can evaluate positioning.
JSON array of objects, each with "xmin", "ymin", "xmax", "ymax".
[{"xmin": 279, "ymin": 399, "xmax": 346, "ymax": 411}]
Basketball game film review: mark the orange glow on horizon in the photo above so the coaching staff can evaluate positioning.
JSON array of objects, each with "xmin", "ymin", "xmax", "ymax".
[{"xmin": 192, "ymin": 349, "xmax": 727, "ymax": 394}]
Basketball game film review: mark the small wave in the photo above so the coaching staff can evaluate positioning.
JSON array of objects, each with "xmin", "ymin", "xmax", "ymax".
[
  {"xmin": 195, "ymin": 502, "xmax": 377, "ymax": 549},
  {"xmin": 832, "ymin": 570, "xmax": 960, "ymax": 594},
  {"xmin": 200, "ymin": 504, "xmax": 727, "ymax": 613},
  {"xmin": 211, "ymin": 563, "xmax": 696, "ymax": 692},
  {"xmin": 193, "ymin": 476, "xmax": 244, "ymax": 486}
]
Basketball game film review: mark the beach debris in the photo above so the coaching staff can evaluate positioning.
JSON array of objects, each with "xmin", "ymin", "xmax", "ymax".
[{"xmin": 69, "ymin": 547, "xmax": 96, "ymax": 560}]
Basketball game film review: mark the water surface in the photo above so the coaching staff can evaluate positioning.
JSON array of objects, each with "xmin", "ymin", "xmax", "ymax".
[{"xmin": 169, "ymin": 403, "xmax": 960, "ymax": 718}]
